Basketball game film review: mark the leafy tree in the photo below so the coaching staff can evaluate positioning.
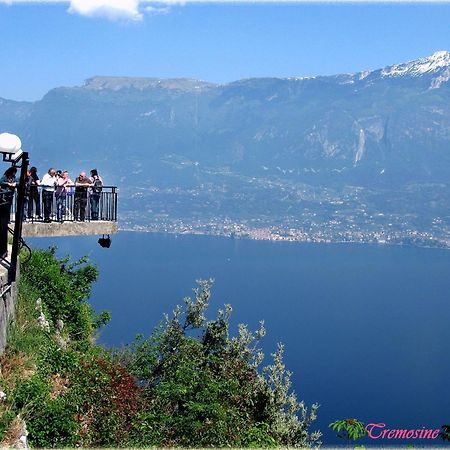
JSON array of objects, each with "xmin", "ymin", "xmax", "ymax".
[{"xmin": 121, "ymin": 279, "xmax": 321, "ymax": 447}]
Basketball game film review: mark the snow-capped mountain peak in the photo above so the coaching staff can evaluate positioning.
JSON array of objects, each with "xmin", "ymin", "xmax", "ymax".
[{"xmin": 381, "ymin": 50, "xmax": 450, "ymax": 78}]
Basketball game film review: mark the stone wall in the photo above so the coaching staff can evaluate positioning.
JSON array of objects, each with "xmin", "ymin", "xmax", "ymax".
[{"xmin": 0, "ymin": 253, "xmax": 18, "ymax": 354}]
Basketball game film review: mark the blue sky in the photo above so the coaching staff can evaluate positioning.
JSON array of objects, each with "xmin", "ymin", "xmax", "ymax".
[{"xmin": 1, "ymin": 1, "xmax": 450, "ymax": 101}]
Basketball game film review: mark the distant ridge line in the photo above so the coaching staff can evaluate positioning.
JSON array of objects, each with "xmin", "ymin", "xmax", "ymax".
[{"xmin": 79, "ymin": 50, "xmax": 450, "ymax": 92}]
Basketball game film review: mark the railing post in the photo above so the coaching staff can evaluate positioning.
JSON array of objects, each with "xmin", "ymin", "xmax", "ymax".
[
  {"xmin": 113, "ymin": 187, "xmax": 117, "ymax": 222},
  {"xmin": 10, "ymin": 151, "xmax": 29, "ymax": 282},
  {"xmin": 0, "ymin": 201, "xmax": 9, "ymax": 258}
]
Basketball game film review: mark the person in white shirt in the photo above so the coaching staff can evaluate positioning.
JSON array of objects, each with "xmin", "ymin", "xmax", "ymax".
[{"xmin": 41, "ymin": 168, "xmax": 57, "ymax": 222}]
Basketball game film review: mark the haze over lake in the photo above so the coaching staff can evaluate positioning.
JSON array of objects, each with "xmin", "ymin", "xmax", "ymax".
[{"xmin": 30, "ymin": 232, "xmax": 450, "ymax": 445}]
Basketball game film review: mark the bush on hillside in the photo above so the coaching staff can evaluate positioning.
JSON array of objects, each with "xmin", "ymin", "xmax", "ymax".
[
  {"xmin": 20, "ymin": 247, "xmax": 103, "ymax": 342},
  {"xmin": 121, "ymin": 279, "xmax": 322, "ymax": 448}
]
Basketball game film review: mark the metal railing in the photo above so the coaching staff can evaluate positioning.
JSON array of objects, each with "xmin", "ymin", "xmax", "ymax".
[{"xmin": 6, "ymin": 186, "xmax": 118, "ymax": 223}]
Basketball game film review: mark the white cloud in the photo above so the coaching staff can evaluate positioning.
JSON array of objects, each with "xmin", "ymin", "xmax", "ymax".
[
  {"xmin": 0, "ymin": 0, "xmax": 178, "ymax": 20},
  {"xmin": 0, "ymin": 0, "xmax": 449, "ymax": 22},
  {"xmin": 0, "ymin": 0, "xmax": 145, "ymax": 20},
  {"xmin": 0, "ymin": 0, "xmax": 65, "ymax": 3},
  {"xmin": 144, "ymin": 4, "xmax": 170, "ymax": 14},
  {"xmin": 69, "ymin": 0, "xmax": 142, "ymax": 20}
]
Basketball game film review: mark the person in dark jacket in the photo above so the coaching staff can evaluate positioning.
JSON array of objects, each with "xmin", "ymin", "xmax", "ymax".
[
  {"xmin": 23, "ymin": 169, "xmax": 32, "ymax": 220},
  {"xmin": 0, "ymin": 167, "xmax": 17, "ymax": 210},
  {"xmin": 89, "ymin": 169, "xmax": 103, "ymax": 220},
  {"xmin": 74, "ymin": 172, "xmax": 91, "ymax": 221},
  {"xmin": 28, "ymin": 166, "xmax": 41, "ymax": 219},
  {"xmin": 0, "ymin": 167, "xmax": 16, "ymax": 258}
]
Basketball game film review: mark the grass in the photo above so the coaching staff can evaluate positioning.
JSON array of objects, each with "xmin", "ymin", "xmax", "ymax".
[{"xmin": 5, "ymin": 280, "xmax": 50, "ymax": 362}]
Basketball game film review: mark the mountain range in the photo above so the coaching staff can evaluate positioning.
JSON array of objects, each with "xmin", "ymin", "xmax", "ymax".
[{"xmin": 1, "ymin": 51, "xmax": 450, "ymax": 244}]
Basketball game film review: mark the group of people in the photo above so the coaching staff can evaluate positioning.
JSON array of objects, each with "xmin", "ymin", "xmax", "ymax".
[{"xmin": 0, "ymin": 166, "xmax": 104, "ymax": 223}]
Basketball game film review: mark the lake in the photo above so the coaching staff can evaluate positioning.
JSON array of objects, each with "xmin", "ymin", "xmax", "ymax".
[{"xmin": 29, "ymin": 231, "xmax": 450, "ymax": 445}]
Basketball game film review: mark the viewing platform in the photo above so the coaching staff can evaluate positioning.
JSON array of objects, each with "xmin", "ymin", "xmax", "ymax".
[
  {"xmin": 8, "ymin": 185, "xmax": 118, "ymax": 238},
  {"xmin": 0, "ymin": 133, "xmax": 118, "ymax": 339},
  {"xmin": 0, "ymin": 133, "xmax": 118, "ymax": 284}
]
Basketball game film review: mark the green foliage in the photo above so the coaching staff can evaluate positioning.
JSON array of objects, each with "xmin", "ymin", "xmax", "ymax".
[
  {"xmin": 66, "ymin": 354, "xmax": 140, "ymax": 447},
  {"xmin": 6, "ymin": 279, "xmax": 52, "ymax": 358},
  {"xmin": 0, "ymin": 248, "xmax": 115, "ymax": 448},
  {"xmin": 20, "ymin": 247, "xmax": 103, "ymax": 341},
  {"xmin": 0, "ymin": 410, "xmax": 16, "ymax": 441},
  {"xmin": 121, "ymin": 279, "xmax": 321, "ymax": 448},
  {"xmin": 241, "ymin": 422, "xmax": 278, "ymax": 448},
  {"xmin": 37, "ymin": 341, "xmax": 80, "ymax": 376},
  {"xmin": 25, "ymin": 398, "xmax": 79, "ymax": 448},
  {"xmin": 92, "ymin": 310, "xmax": 112, "ymax": 330},
  {"xmin": 3, "ymin": 249, "xmax": 321, "ymax": 448},
  {"xmin": 12, "ymin": 375, "xmax": 50, "ymax": 410},
  {"xmin": 329, "ymin": 418, "xmax": 367, "ymax": 443},
  {"xmin": 262, "ymin": 343, "xmax": 321, "ymax": 446}
]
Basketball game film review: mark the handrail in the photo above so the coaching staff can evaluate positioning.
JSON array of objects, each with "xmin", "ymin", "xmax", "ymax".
[
  {"xmin": 37, "ymin": 185, "xmax": 118, "ymax": 189},
  {"xmin": 7, "ymin": 185, "xmax": 118, "ymax": 223}
]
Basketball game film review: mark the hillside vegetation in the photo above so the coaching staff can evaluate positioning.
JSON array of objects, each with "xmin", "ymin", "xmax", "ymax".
[{"xmin": 0, "ymin": 248, "xmax": 321, "ymax": 448}]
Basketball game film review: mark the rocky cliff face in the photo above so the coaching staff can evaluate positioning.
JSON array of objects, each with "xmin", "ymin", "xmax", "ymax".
[{"xmin": 2, "ymin": 51, "xmax": 449, "ymax": 186}]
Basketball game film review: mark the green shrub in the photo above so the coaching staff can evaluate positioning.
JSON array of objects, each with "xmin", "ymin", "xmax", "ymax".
[
  {"xmin": 0, "ymin": 410, "xmax": 17, "ymax": 442},
  {"xmin": 20, "ymin": 247, "xmax": 104, "ymax": 342},
  {"xmin": 12, "ymin": 375, "xmax": 50, "ymax": 410},
  {"xmin": 37, "ymin": 341, "xmax": 80, "ymax": 376},
  {"xmin": 33, "ymin": 349, "xmax": 139, "ymax": 448},
  {"xmin": 241, "ymin": 422, "xmax": 278, "ymax": 448},
  {"xmin": 26, "ymin": 398, "xmax": 79, "ymax": 448},
  {"xmin": 5, "ymin": 248, "xmax": 108, "ymax": 447},
  {"xmin": 122, "ymin": 279, "xmax": 322, "ymax": 448}
]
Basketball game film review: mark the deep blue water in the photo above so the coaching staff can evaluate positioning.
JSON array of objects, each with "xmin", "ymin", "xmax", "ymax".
[{"xmin": 29, "ymin": 232, "xmax": 450, "ymax": 446}]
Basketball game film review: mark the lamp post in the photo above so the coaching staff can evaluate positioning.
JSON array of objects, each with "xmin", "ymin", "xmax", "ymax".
[{"xmin": 0, "ymin": 133, "xmax": 29, "ymax": 283}]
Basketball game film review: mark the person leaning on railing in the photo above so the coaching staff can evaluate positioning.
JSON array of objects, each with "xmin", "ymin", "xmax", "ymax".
[
  {"xmin": 55, "ymin": 170, "xmax": 73, "ymax": 223},
  {"xmin": 0, "ymin": 166, "xmax": 17, "ymax": 219},
  {"xmin": 23, "ymin": 168, "xmax": 32, "ymax": 221},
  {"xmin": 89, "ymin": 169, "xmax": 103, "ymax": 220},
  {"xmin": 74, "ymin": 172, "xmax": 91, "ymax": 222},
  {"xmin": 41, "ymin": 168, "xmax": 57, "ymax": 223},
  {"xmin": 0, "ymin": 167, "xmax": 17, "ymax": 258},
  {"xmin": 28, "ymin": 166, "xmax": 41, "ymax": 219}
]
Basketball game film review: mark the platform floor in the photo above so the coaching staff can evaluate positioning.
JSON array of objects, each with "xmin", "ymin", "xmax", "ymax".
[{"xmin": 21, "ymin": 220, "xmax": 118, "ymax": 238}]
